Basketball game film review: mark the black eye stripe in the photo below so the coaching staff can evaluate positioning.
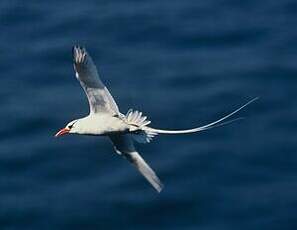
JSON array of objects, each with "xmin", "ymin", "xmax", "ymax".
[{"xmin": 68, "ymin": 120, "xmax": 77, "ymax": 129}]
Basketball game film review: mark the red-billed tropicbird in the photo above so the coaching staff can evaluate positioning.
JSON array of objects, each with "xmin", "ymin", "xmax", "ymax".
[{"xmin": 55, "ymin": 46, "xmax": 258, "ymax": 193}]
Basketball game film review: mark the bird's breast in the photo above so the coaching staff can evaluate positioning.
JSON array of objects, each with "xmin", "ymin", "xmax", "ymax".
[{"xmin": 81, "ymin": 115, "xmax": 129, "ymax": 135}]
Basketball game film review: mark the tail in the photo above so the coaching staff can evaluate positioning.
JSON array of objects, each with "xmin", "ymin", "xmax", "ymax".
[
  {"xmin": 143, "ymin": 97, "xmax": 258, "ymax": 135},
  {"xmin": 124, "ymin": 109, "xmax": 158, "ymax": 143}
]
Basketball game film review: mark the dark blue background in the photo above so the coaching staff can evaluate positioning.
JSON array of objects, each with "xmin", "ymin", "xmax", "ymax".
[{"xmin": 0, "ymin": 0, "xmax": 297, "ymax": 229}]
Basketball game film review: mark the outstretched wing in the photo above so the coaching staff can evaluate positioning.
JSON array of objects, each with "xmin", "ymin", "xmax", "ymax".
[
  {"xmin": 73, "ymin": 46, "xmax": 119, "ymax": 115},
  {"xmin": 109, "ymin": 134, "xmax": 163, "ymax": 193}
]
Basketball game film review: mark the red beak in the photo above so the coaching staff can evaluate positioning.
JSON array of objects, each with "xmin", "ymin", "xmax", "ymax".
[{"xmin": 55, "ymin": 128, "xmax": 70, "ymax": 137}]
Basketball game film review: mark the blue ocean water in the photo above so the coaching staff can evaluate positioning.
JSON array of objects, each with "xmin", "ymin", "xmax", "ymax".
[{"xmin": 0, "ymin": 0, "xmax": 297, "ymax": 229}]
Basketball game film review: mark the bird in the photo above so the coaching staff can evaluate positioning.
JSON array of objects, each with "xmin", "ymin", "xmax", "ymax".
[{"xmin": 55, "ymin": 46, "xmax": 258, "ymax": 193}]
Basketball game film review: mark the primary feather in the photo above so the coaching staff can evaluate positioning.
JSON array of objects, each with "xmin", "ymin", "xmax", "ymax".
[
  {"xmin": 109, "ymin": 134, "xmax": 163, "ymax": 192},
  {"xmin": 73, "ymin": 46, "xmax": 120, "ymax": 115}
]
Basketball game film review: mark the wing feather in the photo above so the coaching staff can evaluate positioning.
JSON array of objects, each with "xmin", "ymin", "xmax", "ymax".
[
  {"xmin": 109, "ymin": 134, "xmax": 163, "ymax": 193},
  {"xmin": 73, "ymin": 46, "xmax": 119, "ymax": 115}
]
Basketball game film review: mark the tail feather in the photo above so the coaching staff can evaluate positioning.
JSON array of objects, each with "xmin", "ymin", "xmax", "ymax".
[
  {"xmin": 143, "ymin": 97, "xmax": 258, "ymax": 135},
  {"xmin": 126, "ymin": 109, "xmax": 151, "ymax": 127},
  {"xmin": 125, "ymin": 97, "xmax": 258, "ymax": 143},
  {"xmin": 125, "ymin": 109, "xmax": 156, "ymax": 143},
  {"xmin": 130, "ymin": 130, "xmax": 158, "ymax": 143}
]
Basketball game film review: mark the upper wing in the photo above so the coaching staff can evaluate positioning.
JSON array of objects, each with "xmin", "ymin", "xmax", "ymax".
[
  {"xmin": 109, "ymin": 134, "xmax": 163, "ymax": 193},
  {"xmin": 73, "ymin": 46, "xmax": 120, "ymax": 115}
]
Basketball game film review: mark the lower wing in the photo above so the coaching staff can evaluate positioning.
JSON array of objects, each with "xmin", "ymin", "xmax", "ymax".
[{"xmin": 109, "ymin": 134, "xmax": 163, "ymax": 193}]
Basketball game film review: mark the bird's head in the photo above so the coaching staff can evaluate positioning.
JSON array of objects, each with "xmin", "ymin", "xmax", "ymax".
[{"xmin": 55, "ymin": 119, "xmax": 79, "ymax": 137}]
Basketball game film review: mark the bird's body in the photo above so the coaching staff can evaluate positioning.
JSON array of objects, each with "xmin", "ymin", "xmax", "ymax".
[
  {"xmin": 55, "ymin": 46, "xmax": 257, "ymax": 193},
  {"xmin": 71, "ymin": 114, "xmax": 129, "ymax": 136}
]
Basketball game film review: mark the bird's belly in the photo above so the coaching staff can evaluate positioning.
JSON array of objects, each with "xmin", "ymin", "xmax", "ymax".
[{"xmin": 85, "ymin": 116, "xmax": 128, "ymax": 135}]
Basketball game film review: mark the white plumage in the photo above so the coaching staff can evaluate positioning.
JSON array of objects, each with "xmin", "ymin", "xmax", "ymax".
[{"xmin": 55, "ymin": 46, "xmax": 258, "ymax": 193}]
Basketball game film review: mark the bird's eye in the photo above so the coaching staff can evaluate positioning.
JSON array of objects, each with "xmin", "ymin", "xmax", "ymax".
[{"xmin": 68, "ymin": 124, "xmax": 74, "ymax": 129}]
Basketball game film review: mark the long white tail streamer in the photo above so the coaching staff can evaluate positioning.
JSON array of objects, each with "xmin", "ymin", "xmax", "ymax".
[{"xmin": 144, "ymin": 97, "xmax": 258, "ymax": 135}]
